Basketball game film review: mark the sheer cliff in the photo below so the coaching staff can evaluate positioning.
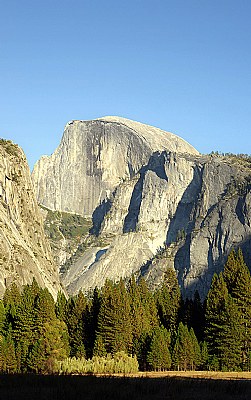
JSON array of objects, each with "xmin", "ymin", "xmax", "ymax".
[
  {"xmin": 0, "ymin": 140, "xmax": 62, "ymax": 298},
  {"xmin": 32, "ymin": 117, "xmax": 251, "ymax": 298},
  {"xmin": 32, "ymin": 116, "xmax": 199, "ymax": 217}
]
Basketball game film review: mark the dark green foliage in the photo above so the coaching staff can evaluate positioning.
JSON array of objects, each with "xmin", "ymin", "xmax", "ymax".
[
  {"xmin": 95, "ymin": 279, "xmax": 133, "ymax": 355},
  {"xmin": 1, "ymin": 249, "xmax": 251, "ymax": 374},
  {"xmin": 1, "ymin": 281, "xmax": 70, "ymax": 373},
  {"xmin": 205, "ymin": 273, "xmax": 242, "ymax": 371},
  {"xmin": 42, "ymin": 207, "xmax": 92, "ymax": 241},
  {"xmin": 172, "ymin": 322, "xmax": 201, "ymax": 371},
  {"xmin": 181, "ymin": 290, "xmax": 205, "ymax": 342},
  {"xmin": 0, "ymin": 332, "xmax": 17, "ymax": 373},
  {"xmin": 55, "ymin": 291, "xmax": 68, "ymax": 321},
  {"xmin": 223, "ymin": 249, "xmax": 251, "ymax": 370},
  {"xmin": 155, "ymin": 268, "xmax": 181, "ymax": 334},
  {"xmin": 85, "ymin": 287, "xmax": 101, "ymax": 357},
  {"xmin": 93, "ymin": 335, "xmax": 107, "ymax": 357},
  {"xmin": 200, "ymin": 341, "xmax": 209, "ymax": 370},
  {"xmin": 147, "ymin": 326, "xmax": 171, "ymax": 371},
  {"xmin": 65, "ymin": 291, "xmax": 88, "ymax": 357}
]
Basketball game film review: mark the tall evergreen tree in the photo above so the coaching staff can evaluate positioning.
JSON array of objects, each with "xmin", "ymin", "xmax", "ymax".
[
  {"xmin": 223, "ymin": 248, "xmax": 251, "ymax": 370},
  {"xmin": 95, "ymin": 279, "xmax": 133, "ymax": 355},
  {"xmin": 86, "ymin": 286, "xmax": 101, "ymax": 357},
  {"xmin": 147, "ymin": 326, "xmax": 171, "ymax": 371},
  {"xmin": 0, "ymin": 332, "xmax": 17, "ymax": 373},
  {"xmin": 66, "ymin": 291, "xmax": 87, "ymax": 357},
  {"xmin": 205, "ymin": 273, "xmax": 242, "ymax": 371},
  {"xmin": 55, "ymin": 291, "xmax": 68, "ymax": 322},
  {"xmin": 128, "ymin": 277, "xmax": 159, "ymax": 368},
  {"xmin": 155, "ymin": 267, "xmax": 181, "ymax": 334},
  {"xmin": 172, "ymin": 322, "xmax": 199, "ymax": 371}
]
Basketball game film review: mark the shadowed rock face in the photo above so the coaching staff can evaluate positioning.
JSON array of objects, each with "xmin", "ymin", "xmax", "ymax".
[
  {"xmin": 32, "ymin": 117, "xmax": 251, "ymax": 299},
  {"xmin": 0, "ymin": 140, "xmax": 62, "ymax": 299}
]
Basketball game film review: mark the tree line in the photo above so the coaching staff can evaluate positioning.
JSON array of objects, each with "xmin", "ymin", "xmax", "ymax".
[{"xmin": 0, "ymin": 248, "xmax": 250, "ymax": 374}]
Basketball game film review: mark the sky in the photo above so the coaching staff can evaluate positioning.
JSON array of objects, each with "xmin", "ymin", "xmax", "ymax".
[{"xmin": 1, "ymin": 0, "xmax": 251, "ymax": 169}]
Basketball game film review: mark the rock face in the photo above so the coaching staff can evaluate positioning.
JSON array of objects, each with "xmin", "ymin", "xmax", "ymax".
[
  {"xmin": 32, "ymin": 117, "xmax": 251, "ymax": 299},
  {"xmin": 0, "ymin": 140, "xmax": 62, "ymax": 298},
  {"xmin": 32, "ymin": 116, "xmax": 199, "ymax": 217}
]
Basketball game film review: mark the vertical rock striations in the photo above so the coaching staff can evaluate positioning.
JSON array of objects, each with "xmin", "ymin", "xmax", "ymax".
[
  {"xmin": 32, "ymin": 117, "xmax": 199, "ymax": 217},
  {"xmin": 0, "ymin": 140, "xmax": 62, "ymax": 298}
]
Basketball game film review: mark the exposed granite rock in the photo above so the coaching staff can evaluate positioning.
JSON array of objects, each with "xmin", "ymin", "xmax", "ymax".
[
  {"xmin": 0, "ymin": 140, "xmax": 62, "ymax": 298},
  {"xmin": 61, "ymin": 152, "xmax": 251, "ymax": 299},
  {"xmin": 32, "ymin": 116, "xmax": 199, "ymax": 217},
  {"xmin": 32, "ymin": 117, "xmax": 251, "ymax": 299}
]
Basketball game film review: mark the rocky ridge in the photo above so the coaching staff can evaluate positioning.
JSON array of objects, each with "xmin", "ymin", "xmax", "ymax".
[{"xmin": 0, "ymin": 140, "xmax": 62, "ymax": 298}]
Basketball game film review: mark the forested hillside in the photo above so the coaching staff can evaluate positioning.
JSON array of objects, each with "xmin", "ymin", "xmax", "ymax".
[{"xmin": 0, "ymin": 248, "xmax": 250, "ymax": 374}]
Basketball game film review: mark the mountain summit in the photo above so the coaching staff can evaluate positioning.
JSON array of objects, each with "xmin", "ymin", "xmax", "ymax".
[{"xmin": 32, "ymin": 116, "xmax": 199, "ymax": 217}]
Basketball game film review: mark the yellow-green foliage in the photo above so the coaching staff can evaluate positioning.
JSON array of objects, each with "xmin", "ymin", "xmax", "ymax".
[
  {"xmin": 0, "ymin": 139, "xmax": 19, "ymax": 157},
  {"xmin": 55, "ymin": 351, "xmax": 139, "ymax": 374}
]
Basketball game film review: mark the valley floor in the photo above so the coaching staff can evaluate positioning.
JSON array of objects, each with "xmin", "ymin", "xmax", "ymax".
[{"xmin": 0, "ymin": 372, "xmax": 251, "ymax": 400}]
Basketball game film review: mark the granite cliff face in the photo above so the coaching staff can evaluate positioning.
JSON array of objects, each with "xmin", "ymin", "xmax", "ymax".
[
  {"xmin": 0, "ymin": 140, "xmax": 62, "ymax": 298},
  {"xmin": 32, "ymin": 116, "xmax": 199, "ymax": 217},
  {"xmin": 32, "ymin": 117, "xmax": 251, "ymax": 298}
]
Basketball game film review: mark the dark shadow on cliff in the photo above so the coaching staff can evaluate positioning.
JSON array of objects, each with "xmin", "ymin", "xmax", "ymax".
[
  {"xmin": 165, "ymin": 165, "xmax": 203, "ymax": 293},
  {"xmin": 183, "ymin": 233, "xmax": 251, "ymax": 300},
  {"xmin": 90, "ymin": 198, "xmax": 112, "ymax": 235},
  {"xmin": 123, "ymin": 152, "xmax": 168, "ymax": 233}
]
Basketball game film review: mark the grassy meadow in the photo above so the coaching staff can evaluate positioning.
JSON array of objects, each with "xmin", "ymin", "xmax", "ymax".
[{"xmin": 0, "ymin": 372, "xmax": 250, "ymax": 400}]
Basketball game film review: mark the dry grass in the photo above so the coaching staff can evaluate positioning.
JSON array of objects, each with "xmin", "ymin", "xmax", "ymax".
[
  {"xmin": 120, "ymin": 370, "xmax": 251, "ymax": 380},
  {"xmin": 0, "ymin": 373, "xmax": 251, "ymax": 400}
]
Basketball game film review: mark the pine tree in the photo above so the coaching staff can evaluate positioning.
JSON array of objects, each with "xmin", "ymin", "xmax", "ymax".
[
  {"xmin": 113, "ymin": 279, "xmax": 133, "ymax": 353},
  {"xmin": 12, "ymin": 284, "xmax": 37, "ymax": 370},
  {"xmin": 55, "ymin": 291, "xmax": 68, "ymax": 322},
  {"xmin": 147, "ymin": 326, "xmax": 171, "ymax": 371},
  {"xmin": 66, "ymin": 291, "xmax": 88, "ymax": 357},
  {"xmin": 137, "ymin": 278, "xmax": 159, "ymax": 333},
  {"xmin": 223, "ymin": 248, "xmax": 251, "ymax": 370},
  {"xmin": 0, "ymin": 300, "xmax": 5, "ymax": 335},
  {"xmin": 128, "ymin": 277, "xmax": 159, "ymax": 368},
  {"xmin": 0, "ymin": 332, "xmax": 17, "ymax": 373},
  {"xmin": 205, "ymin": 273, "xmax": 242, "ymax": 371},
  {"xmin": 27, "ymin": 320, "xmax": 69, "ymax": 373},
  {"xmin": 3, "ymin": 283, "xmax": 21, "ymax": 336},
  {"xmin": 189, "ymin": 328, "xmax": 201, "ymax": 370},
  {"xmin": 155, "ymin": 268, "xmax": 181, "ymax": 334},
  {"xmin": 172, "ymin": 322, "xmax": 195, "ymax": 371},
  {"xmin": 200, "ymin": 341, "xmax": 209, "ymax": 370},
  {"xmin": 93, "ymin": 335, "xmax": 107, "ymax": 357},
  {"xmin": 86, "ymin": 286, "xmax": 101, "ymax": 357},
  {"xmin": 3, "ymin": 283, "xmax": 21, "ymax": 306},
  {"xmin": 96, "ymin": 279, "xmax": 133, "ymax": 355}
]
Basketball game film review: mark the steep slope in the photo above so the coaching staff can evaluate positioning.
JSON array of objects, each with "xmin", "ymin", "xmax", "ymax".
[
  {"xmin": 0, "ymin": 139, "xmax": 62, "ymax": 298},
  {"xmin": 59, "ymin": 150, "xmax": 251, "ymax": 298}
]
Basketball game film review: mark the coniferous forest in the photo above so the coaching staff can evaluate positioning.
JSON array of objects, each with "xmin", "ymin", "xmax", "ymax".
[{"xmin": 0, "ymin": 248, "xmax": 251, "ymax": 374}]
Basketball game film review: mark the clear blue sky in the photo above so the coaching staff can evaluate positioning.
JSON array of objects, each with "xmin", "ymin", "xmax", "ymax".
[{"xmin": 1, "ymin": 0, "xmax": 251, "ymax": 169}]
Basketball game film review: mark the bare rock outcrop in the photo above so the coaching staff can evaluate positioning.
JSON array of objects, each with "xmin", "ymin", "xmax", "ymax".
[
  {"xmin": 32, "ymin": 116, "xmax": 199, "ymax": 217},
  {"xmin": 0, "ymin": 140, "xmax": 62, "ymax": 298}
]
